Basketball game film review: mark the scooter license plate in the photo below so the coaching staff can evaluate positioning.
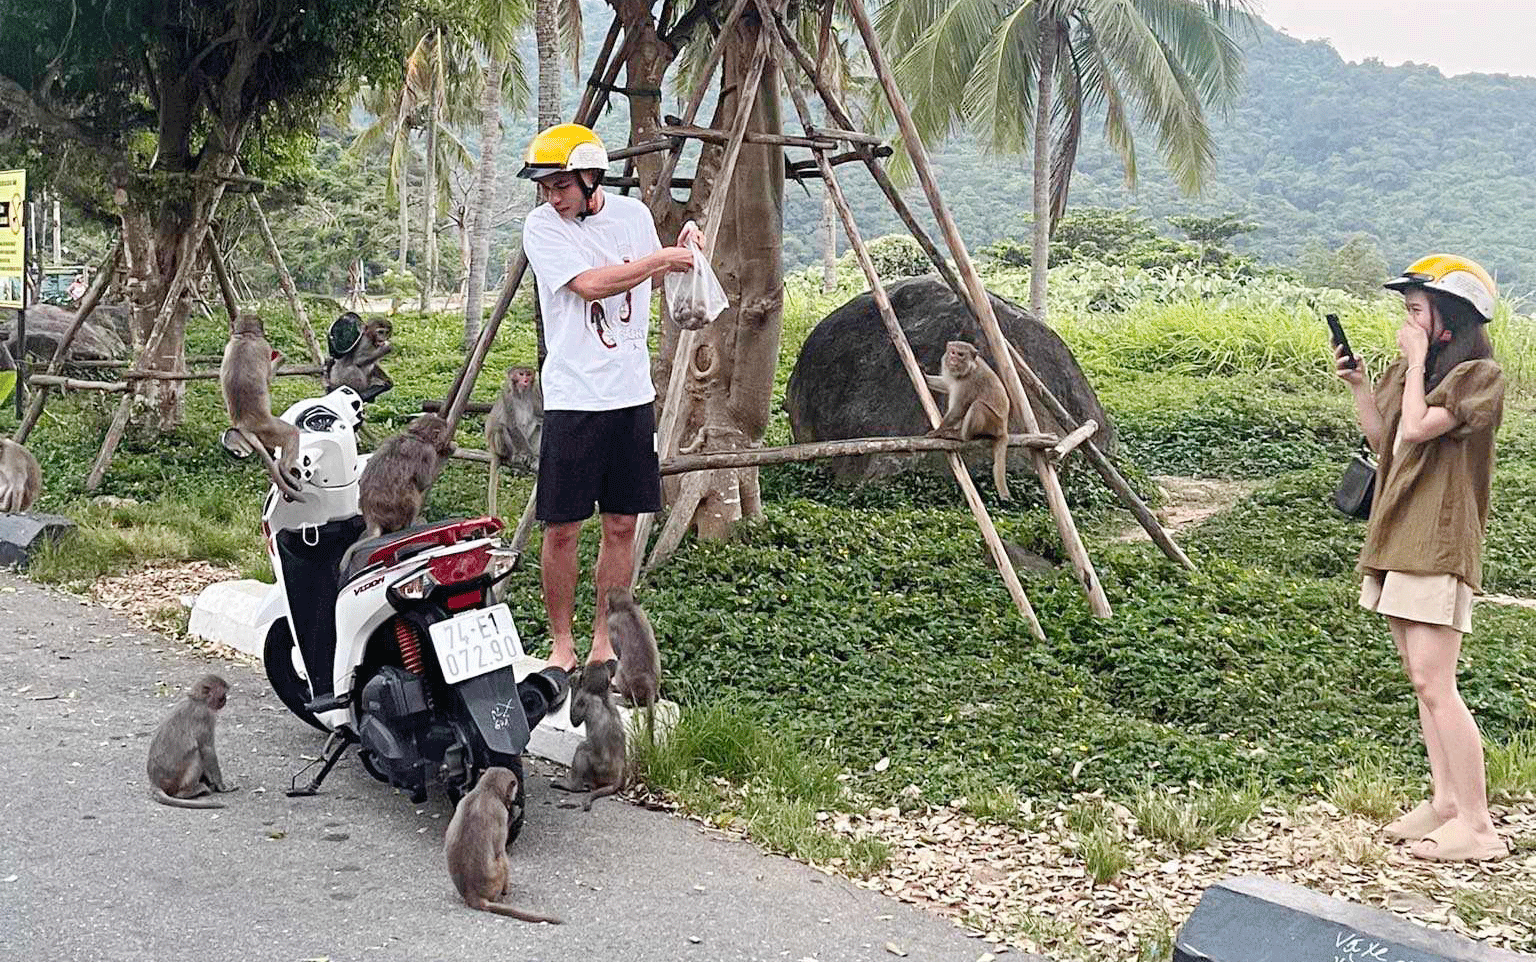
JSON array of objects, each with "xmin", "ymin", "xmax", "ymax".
[{"xmin": 429, "ymin": 603, "xmax": 525, "ymax": 685}]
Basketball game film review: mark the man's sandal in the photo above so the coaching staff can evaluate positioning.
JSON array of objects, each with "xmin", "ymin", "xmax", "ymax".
[
  {"xmin": 1409, "ymin": 821, "xmax": 1509, "ymax": 862},
  {"xmin": 1383, "ymin": 800, "xmax": 1447, "ymax": 842}
]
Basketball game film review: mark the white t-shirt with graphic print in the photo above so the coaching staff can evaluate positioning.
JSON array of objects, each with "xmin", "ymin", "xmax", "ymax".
[{"xmin": 522, "ymin": 193, "xmax": 662, "ymax": 411}]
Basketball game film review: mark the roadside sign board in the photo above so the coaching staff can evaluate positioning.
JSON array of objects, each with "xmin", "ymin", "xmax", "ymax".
[{"xmin": 0, "ymin": 168, "xmax": 24, "ymax": 309}]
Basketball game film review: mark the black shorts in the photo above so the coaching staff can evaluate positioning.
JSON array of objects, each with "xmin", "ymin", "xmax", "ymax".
[{"xmin": 536, "ymin": 403, "xmax": 662, "ymax": 523}]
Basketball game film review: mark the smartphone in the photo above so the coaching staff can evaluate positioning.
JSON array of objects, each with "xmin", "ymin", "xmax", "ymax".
[{"xmin": 1326, "ymin": 313, "xmax": 1357, "ymax": 370}]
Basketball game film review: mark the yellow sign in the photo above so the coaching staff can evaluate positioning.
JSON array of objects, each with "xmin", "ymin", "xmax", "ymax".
[{"xmin": 0, "ymin": 168, "xmax": 24, "ymax": 308}]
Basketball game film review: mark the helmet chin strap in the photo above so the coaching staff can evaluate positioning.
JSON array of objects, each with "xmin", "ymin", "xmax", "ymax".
[{"xmin": 577, "ymin": 171, "xmax": 603, "ymax": 220}]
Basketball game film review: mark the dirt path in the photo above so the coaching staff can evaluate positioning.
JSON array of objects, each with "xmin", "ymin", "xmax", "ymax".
[{"xmin": 1116, "ymin": 475, "xmax": 1258, "ymax": 543}]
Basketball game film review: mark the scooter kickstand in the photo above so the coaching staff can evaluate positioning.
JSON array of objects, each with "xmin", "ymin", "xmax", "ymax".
[{"xmin": 287, "ymin": 731, "xmax": 352, "ymax": 798}]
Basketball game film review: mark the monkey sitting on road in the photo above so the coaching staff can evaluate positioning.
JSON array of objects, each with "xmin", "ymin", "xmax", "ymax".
[
  {"xmin": 925, "ymin": 340, "xmax": 1012, "ymax": 501},
  {"xmin": 443, "ymin": 767, "xmax": 563, "ymax": 924},
  {"xmin": 0, "ymin": 439, "xmax": 41, "ymax": 513},
  {"xmin": 551, "ymin": 663, "xmax": 626, "ymax": 811},
  {"xmin": 146, "ymin": 674, "xmax": 237, "ymax": 809},
  {"xmin": 324, "ymin": 314, "xmax": 394, "ymax": 402},
  {"xmin": 484, "ymin": 365, "xmax": 542, "ymax": 517},
  {"xmin": 221, "ymin": 313, "xmax": 305, "ymax": 501},
  {"xmin": 357, "ymin": 414, "xmax": 456, "ymax": 539}
]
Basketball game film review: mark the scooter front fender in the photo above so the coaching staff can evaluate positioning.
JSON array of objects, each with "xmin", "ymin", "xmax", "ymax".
[{"xmin": 454, "ymin": 667, "xmax": 532, "ymax": 757}]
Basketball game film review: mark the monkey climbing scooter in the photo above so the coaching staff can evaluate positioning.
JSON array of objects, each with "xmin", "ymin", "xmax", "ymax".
[{"xmin": 235, "ymin": 386, "xmax": 563, "ymax": 841}]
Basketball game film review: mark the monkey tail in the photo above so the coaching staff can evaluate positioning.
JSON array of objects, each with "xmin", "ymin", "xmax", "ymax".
[
  {"xmin": 149, "ymin": 786, "xmax": 225, "ymax": 809},
  {"xmin": 582, "ymin": 780, "xmax": 624, "ymax": 812},
  {"xmin": 992, "ymin": 437, "xmax": 1012, "ymax": 502},
  {"xmin": 481, "ymin": 902, "xmax": 564, "ymax": 924},
  {"xmin": 239, "ymin": 427, "xmax": 306, "ymax": 502}
]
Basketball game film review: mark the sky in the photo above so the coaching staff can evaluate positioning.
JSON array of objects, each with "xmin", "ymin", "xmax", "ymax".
[{"xmin": 1256, "ymin": 0, "xmax": 1536, "ymax": 79}]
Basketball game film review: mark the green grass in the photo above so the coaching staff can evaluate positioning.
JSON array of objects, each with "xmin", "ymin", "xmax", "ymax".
[
  {"xmin": 1067, "ymin": 799, "xmax": 1131, "ymax": 883},
  {"xmin": 1325, "ymin": 757, "xmax": 1412, "ymax": 821},
  {"xmin": 1486, "ymin": 731, "xmax": 1536, "ymax": 803},
  {"xmin": 1131, "ymin": 785, "xmax": 1262, "ymax": 853}
]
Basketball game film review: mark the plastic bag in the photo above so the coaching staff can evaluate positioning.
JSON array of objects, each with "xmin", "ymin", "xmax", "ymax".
[{"xmin": 664, "ymin": 246, "xmax": 729, "ymax": 330}]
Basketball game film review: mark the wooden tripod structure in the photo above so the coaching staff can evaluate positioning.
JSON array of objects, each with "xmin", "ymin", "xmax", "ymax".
[{"xmin": 433, "ymin": 0, "xmax": 1197, "ymax": 637}]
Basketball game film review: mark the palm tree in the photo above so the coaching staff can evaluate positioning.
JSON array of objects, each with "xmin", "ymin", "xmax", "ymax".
[
  {"xmin": 876, "ymin": 0, "xmax": 1253, "ymax": 322},
  {"xmin": 534, "ymin": 0, "xmax": 582, "ymax": 128}
]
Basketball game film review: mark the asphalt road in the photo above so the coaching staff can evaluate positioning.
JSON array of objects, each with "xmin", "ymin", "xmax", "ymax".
[{"xmin": 0, "ymin": 573, "xmax": 1008, "ymax": 962}]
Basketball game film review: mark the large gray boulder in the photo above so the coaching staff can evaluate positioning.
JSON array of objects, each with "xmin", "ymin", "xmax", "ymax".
[
  {"xmin": 3, "ymin": 304, "xmax": 127, "ymax": 361},
  {"xmin": 785, "ymin": 276, "xmax": 1115, "ymax": 482}
]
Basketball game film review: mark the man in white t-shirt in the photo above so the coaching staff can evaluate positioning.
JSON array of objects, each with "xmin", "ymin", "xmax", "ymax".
[{"xmin": 518, "ymin": 123, "xmax": 699, "ymax": 684}]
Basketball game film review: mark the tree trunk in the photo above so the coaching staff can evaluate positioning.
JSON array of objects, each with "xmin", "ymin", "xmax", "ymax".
[
  {"xmin": 395, "ymin": 137, "xmax": 410, "ymax": 314},
  {"xmin": 821, "ymin": 189, "xmax": 837, "ymax": 289},
  {"xmin": 689, "ymin": 9, "xmax": 784, "ymax": 539},
  {"xmin": 1029, "ymin": 11, "xmax": 1056, "ymax": 324},
  {"xmin": 464, "ymin": 53, "xmax": 506, "ymax": 352},
  {"xmin": 535, "ymin": 0, "xmax": 563, "ymax": 128},
  {"xmin": 419, "ymin": 32, "xmax": 440, "ymax": 315}
]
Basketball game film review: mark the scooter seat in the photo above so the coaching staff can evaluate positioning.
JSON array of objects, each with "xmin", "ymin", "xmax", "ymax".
[{"xmin": 340, "ymin": 516, "xmax": 505, "ymax": 584}]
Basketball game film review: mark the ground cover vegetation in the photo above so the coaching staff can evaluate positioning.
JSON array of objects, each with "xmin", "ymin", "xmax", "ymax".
[{"xmin": 15, "ymin": 248, "xmax": 1536, "ymax": 813}]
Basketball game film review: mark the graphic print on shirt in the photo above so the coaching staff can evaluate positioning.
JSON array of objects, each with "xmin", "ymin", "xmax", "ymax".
[{"xmin": 590, "ymin": 300, "xmax": 618, "ymax": 349}]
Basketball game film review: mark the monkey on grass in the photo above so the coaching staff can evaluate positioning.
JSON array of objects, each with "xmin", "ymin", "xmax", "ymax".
[
  {"xmin": 443, "ymin": 767, "xmax": 563, "ymax": 924},
  {"xmin": 925, "ymin": 340, "xmax": 1012, "ymax": 501},
  {"xmin": 484, "ymin": 365, "xmax": 542, "ymax": 516},
  {"xmin": 146, "ymin": 674, "xmax": 237, "ymax": 809}
]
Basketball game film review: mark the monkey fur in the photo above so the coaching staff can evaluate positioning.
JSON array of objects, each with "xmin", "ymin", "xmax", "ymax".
[
  {"xmin": 324, "ymin": 317, "xmax": 394, "ymax": 402},
  {"xmin": 221, "ymin": 313, "xmax": 305, "ymax": 501},
  {"xmin": 357, "ymin": 414, "xmax": 456, "ymax": 539},
  {"xmin": 551, "ymin": 663, "xmax": 626, "ymax": 811},
  {"xmin": 0, "ymin": 439, "xmax": 41, "ymax": 513},
  {"xmin": 443, "ymin": 767, "xmax": 563, "ymax": 924},
  {"xmin": 606, "ymin": 587, "xmax": 659, "ymax": 705},
  {"xmin": 146, "ymin": 674, "xmax": 236, "ymax": 809},
  {"xmin": 925, "ymin": 340, "xmax": 1012, "ymax": 501},
  {"xmin": 484, "ymin": 366, "xmax": 542, "ymax": 516}
]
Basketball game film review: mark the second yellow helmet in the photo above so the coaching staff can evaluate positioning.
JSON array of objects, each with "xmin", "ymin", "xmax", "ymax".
[{"xmin": 1384, "ymin": 253, "xmax": 1497, "ymax": 321}]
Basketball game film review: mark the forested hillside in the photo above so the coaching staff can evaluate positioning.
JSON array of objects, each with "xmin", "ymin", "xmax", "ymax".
[{"xmin": 282, "ymin": 9, "xmax": 1536, "ymax": 297}]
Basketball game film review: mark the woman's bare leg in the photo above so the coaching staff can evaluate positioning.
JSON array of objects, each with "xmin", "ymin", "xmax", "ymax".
[{"xmin": 1389, "ymin": 617, "xmax": 1456, "ymax": 821}]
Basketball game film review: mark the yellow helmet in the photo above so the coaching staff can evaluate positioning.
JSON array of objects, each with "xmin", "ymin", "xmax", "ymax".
[
  {"xmin": 1384, "ymin": 253, "xmax": 1497, "ymax": 321},
  {"xmin": 517, "ymin": 124, "xmax": 609, "ymax": 181}
]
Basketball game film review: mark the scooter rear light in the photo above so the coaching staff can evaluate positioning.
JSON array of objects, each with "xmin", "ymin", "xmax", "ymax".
[
  {"xmin": 444, "ymin": 589, "xmax": 481, "ymax": 612},
  {"xmin": 427, "ymin": 544, "xmax": 491, "ymax": 586},
  {"xmin": 394, "ymin": 569, "xmax": 438, "ymax": 600}
]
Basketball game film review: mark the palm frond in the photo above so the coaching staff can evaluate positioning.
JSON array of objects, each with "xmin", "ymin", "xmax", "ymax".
[
  {"xmin": 1049, "ymin": 23, "xmax": 1082, "ymax": 227},
  {"xmin": 885, "ymin": 0, "xmax": 1014, "ymax": 145},
  {"xmin": 959, "ymin": 0, "xmax": 1042, "ymax": 152},
  {"xmin": 1071, "ymin": 14, "xmax": 1137, "ymax": 185},
  {"xmin": 559, "ymin": 0, "xmax": 583, "ymax": 81},
  {"xmin": 1129, "ymin": 0, "xmax": 1247, "ymax": 106}
]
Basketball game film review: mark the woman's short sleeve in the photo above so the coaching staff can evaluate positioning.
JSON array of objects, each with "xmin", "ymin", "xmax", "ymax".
[{"xmin": 1433, "ymin": 359, "xmax": 1505, "ymax": 438}]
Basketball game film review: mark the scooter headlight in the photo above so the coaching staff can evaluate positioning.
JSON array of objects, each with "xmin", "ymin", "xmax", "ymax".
[{"xmin": 393, "ymin": 569, "xmax": 439, "ymax": 600}]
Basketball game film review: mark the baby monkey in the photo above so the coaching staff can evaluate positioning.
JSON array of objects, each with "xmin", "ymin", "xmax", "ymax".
[
  {"xmin": 443, "ymin": 767, "xmax": 562, "ymax": 924},
  {"xmin": 551, "ymin": 662, "xmax": 626, "ymax": 811},
  {"xmin": 925, "ymin": 340, "xmax": 1012, "ymax": 501},
  {"xmin": 146, "ymin": 674, "xmax": 237, "ymax": 809}
]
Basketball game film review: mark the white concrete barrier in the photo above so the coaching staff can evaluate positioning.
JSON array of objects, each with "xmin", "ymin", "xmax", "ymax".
[{"xmin": 187, "ymin": 579, "xmax": 273, "ymax": 659}]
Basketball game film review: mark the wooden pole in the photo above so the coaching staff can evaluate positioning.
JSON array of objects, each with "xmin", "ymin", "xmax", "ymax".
[
  {"xmin": 575, "ymin": 18, "xmax": 623, "ymax": 122},
  {"xmin": 15, "ymin": 237, "xmax": 122, "ymax": 443},
  {"xmin": 662, "ymin": 431, "xmax": 1056, "ymax": 474},
  {"xmin": 1050, "ymin": 420, "xmax": 1098, "ymax": 463},
  {"xmin": 27, "ymin": 374, "xmax": 129, "ymax": 392},
  {"xmin": 772, "ymin": 19, "xmax": 964, "ymax": 297},
  {"xmin": 1003, "ymin": 341, "xmax": 1192, "ymax": 569},
  {"xmin": 247, "ymin": 191, "xmax": 325, "ymax": 364},
  {"xmin": 657, "ymin": 123, "xmax": 837, "ymax": 151},
  {"xmin": 843, "ymin": 0, "xmax": 1110, "ymax": 618},
  {"xmin": 775, "ymin": 29, "xmax": 1044, "ymax": 638},
  {"xmin": 204, "ymin": 233, "xmax": 240, "ymax": 321}
]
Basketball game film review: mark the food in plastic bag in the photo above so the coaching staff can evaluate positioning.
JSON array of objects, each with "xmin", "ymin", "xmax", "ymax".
[{"xmin": 664, "ymin": 247, "xmax": 729, "ymax": 330}]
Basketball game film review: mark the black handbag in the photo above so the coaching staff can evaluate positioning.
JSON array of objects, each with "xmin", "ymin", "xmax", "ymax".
[{"xmin": 1333, "ymin": 443, "xmax": 1377, "ymax": 519}]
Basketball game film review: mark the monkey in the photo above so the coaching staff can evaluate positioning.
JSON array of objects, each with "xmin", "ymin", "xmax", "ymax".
[
  {"xmin": 146, "ymin": 674, "xmax": 237, "ymax": 809},
  {"xmin": 324, "ymin": 315, "xmax": 394, "ymax": 402},
  {"xmin": 483, "ymin": 366, "xmax": 543, "ymax": 517},
  {"xmin": 550, "ymin": 662, "xmax": 626, "ymax": 811},
  {"xmin": 925, "ymin": 340, "xmax": 1012, "ymax": 501},
  {"xmin": 606, "ymin": 586, "xmax": 659, "ymax": 704},
  {"xmin": 357, "ymin": 414, "xmax": 456, "ymax": 539},
  {"xmin": 0, "ymin": 439, "xmax": 41, "ymax": 513},
  {"xmin": 221, "ymin": 313, "xmax": 306, "ymax": 501},
  {"xmin": 443, "ymin": 767, "xmax": 563, "ymax": 924}
]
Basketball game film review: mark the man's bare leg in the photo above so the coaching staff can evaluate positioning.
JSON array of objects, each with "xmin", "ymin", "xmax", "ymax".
[
  {"xmin": 589, "ymin": 512, "xmax": 638, "ymax": 665},
  {"xmin": 541, "ymin": 520, "xmax": 582, "ymax": 672}
]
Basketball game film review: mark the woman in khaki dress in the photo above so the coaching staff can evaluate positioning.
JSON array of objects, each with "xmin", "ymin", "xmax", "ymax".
[{"xmin": 1334, "ymin": 254, "xmax": 1507, "ymax": 862}]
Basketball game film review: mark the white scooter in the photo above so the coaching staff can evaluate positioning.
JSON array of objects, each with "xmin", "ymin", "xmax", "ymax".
[{"xmin": 239, "ymin": 387, "xmax": 561, "ymax": 840}]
